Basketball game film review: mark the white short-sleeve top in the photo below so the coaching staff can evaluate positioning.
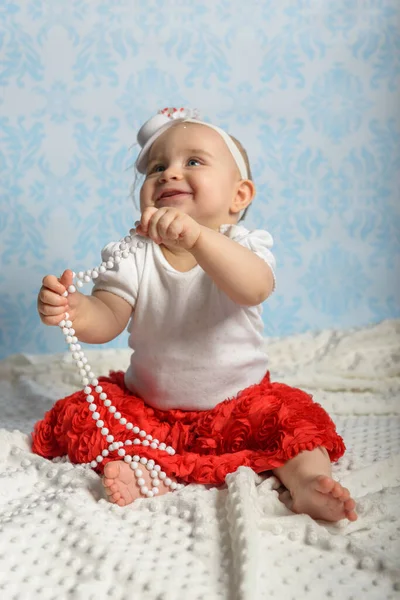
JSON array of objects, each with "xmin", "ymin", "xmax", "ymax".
[{"xmin": 93, "ymin": 224, "xmax": 276, "ymax": 411}]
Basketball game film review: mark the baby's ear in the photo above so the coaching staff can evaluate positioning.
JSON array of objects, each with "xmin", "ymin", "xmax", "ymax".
[{"xmin": 230, "ymin": 180, "xmax": 255, "ymax": 215}]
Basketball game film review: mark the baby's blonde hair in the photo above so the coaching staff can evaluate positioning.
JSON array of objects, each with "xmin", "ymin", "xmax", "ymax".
[{"xmin": 229, "ymin": 135, "xmax": 253, "ymax": 222}]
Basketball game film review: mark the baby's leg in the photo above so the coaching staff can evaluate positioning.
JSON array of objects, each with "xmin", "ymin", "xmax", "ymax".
[
  {"xmin": 102, "ymin": 461, "xmax": 171, "ymax": 506},
  {"xmin": 273, "ymin": 447, "xmax": 357, "ymax": 522}
]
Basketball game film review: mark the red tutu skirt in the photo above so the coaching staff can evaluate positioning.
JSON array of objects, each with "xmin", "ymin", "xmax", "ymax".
[{"xmin": 31, "ymin": 371, "xmax": 345, "ymax": 486}]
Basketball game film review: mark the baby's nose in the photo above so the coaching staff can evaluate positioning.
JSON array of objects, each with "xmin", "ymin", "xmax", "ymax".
[{"xmin": 160, "ymin": 167, "xmax": 183, "ymax": 181}]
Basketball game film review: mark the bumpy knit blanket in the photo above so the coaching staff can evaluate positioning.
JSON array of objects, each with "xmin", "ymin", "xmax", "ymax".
[{"xmin": 0, "ymin": 319, "xmax": 399, "ymax": 599}]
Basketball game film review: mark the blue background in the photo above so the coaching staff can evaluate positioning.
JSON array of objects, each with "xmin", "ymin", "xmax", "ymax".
[{"xmin": 0, "ymin": 0, "xmax": 399, "ymax": 359}]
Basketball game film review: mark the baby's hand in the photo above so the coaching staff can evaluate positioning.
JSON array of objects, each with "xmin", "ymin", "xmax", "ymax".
[
  {"xmin": 38, "ymin": 269, "xmax": 81, "ymax": 326},
  {"xmin": 136, "ymin": 207, "xmax": 202, "ymax": 250}
]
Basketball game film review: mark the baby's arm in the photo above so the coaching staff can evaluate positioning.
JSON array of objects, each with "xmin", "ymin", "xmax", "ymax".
[
  {"xmin": 190, "ymin": 228, "xmax": 274, "ymax": 306},
  {"xmin": 38, "ymin": 269, "xmax": 133, "ymax": 344},
  {"xmin": 137, "ymin": 207, "xmax": 274, "ymax": 306}
]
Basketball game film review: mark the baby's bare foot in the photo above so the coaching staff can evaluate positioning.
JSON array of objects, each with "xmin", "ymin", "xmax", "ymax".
[
  {"xmin": 102, "ymin": 460, "xmax": 170, "ymax": 507},
  {"xmin": 279, "ymin": 475, "xmax": 358, "ymax": 522}
]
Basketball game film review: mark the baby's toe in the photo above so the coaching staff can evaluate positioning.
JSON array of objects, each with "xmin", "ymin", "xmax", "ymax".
[
  {"xmin": 116, "ymin": 498, "xmax": 126, "ymax": 507},
  {"xmin": 112, "ymin": 491, "xmax": 121, "ymax": 502},
  {"xmin": 104, "ymin": 462, "xmax": 120, "ymax": 479},
  {"xmin": 344, "ymin": 497, "xmax": 356, "ymax": 511},
  {"xmin": 331, "ymin": 482, "xmax": 344, "ymax": 499}
]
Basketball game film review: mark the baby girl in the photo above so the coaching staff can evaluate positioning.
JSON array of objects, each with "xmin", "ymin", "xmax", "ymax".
[{"xmin": 35, "ymin": 108, "xmax": 357, "ymax": 522}]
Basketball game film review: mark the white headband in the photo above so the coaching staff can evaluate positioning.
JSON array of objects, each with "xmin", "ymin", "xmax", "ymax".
[{"xmin": 135, "ymin": 108, "xmax": 248, "ymax": 179}]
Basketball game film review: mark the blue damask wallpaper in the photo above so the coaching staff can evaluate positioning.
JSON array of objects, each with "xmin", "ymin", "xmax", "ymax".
[{"xmin": 0, "ymin": 0, "xmax": 399, "ymax": 359}]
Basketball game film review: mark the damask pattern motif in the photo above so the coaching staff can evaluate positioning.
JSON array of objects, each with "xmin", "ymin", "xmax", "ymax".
[{"xmin": 0, "ymin": 0, "xmax": 399, "ymax": 358}]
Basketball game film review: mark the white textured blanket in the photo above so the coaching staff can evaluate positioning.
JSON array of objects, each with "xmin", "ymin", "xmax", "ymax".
[{"xmin": 0, "ymin": 320, "xmax": 399, "ymax": 599}]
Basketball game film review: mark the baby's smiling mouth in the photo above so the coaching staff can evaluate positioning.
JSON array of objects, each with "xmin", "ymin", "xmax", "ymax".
[{"xmin": 156, "ymin": 189, "xmax": 191, "ymax": 203}]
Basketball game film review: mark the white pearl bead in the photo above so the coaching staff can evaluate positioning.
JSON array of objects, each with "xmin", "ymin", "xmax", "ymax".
[
  {"xmin": 124, "ymin": 455, "xmax": 132, "ymax": 463},
  {"xmin": 146, "ymin": 491, "xmax": 154, "ymax": 498},
  {"xmin": 99, "ymin": 265, "xmax": 106, "ymax": 273},
  {"xmin": 114, "ymin": 256, "xmax": 121, "ymax": 264},
  {"xmin": 170, "ymin": 482, "xmax": 177, "ymax": 490},
  {"xmin": 84, "ymin": 386, "xmax": 92, "ymax": 394},
  {"xmin": 95, "ymin": 386, "xmax": 103, "ymax": 393},
  {"xmin": 62, "ymin": 291, "xmax": 68, "ymax": 297},
  {"xmin": 146, "ymin": 434, "xmax": 153, "ymax": 441},
  {"xmin": 77, "ymin": 360, "xmax": 83, "ymax": 368},
  {"xmin": 159, "ymin": 472, "xmax": 166, "ymax": 480},
  {"xmin": 106, "ymin": 260, "xmax": 114, "ymax": 268},
  {"xmin": 106, "ymin": 435, "xmax": 114, "ymax": 443},
  {"xmin": 118, "ymin": 449, "xmax": 126, "ymax": 457},
  {"xmin": 96, "ymin": 455, "xmax": 103, "ymax": 462},
  {"xmin": 62, "ymin": 327, "xmax": 69, "ymax": 335},
  {"xmin": 154, "ymin": 465, "xmax": 161, "ymax": 472},
  {"xmin": 82, "ymin": 378, "xmax": 89, "ymax": 385},
  {"xmin": 119, "ymin": 242, "xmax": 127, "ymax": 250},
  {"xmin": 101, "ymin": 428, "xmax": 109, "ymax": 435},
  {"xmin": 109, "ymin": 406, "xmax": 116, "ymax": 413},
  {"xmin": 86, "ymin": 395, "xmax": 94, "ymax": 402},
  {"xmin": 133, "ymin": 455, "xmax": 140, "ymax": 462},
  {"xmin": 101, "ymin": 395, "xmax": 109, "ymax": 403},
  {"xmin": 59, "ymin": 320, "xmax": 66, "ymax": 327},
  {"xmin": 90, "ymin": 461, "xmax": 97, "ymax": 468},
  {"xmin": 137, "ymin": 478, "xmax": 145, "ymax": 486},
  {"xmin": 68, "ymin": 285, "xmax": 76, "ymax": 293},
  {"xmin": 133, "ymin": 439, "xmax": 140, "ymax": 445},
  {"xmin": 159, "ymin": 443, "xmax": 166, "ymax": 450},
  {"xmin": 152, "ymin": 479, "xmax": 160, "ymax": 487},
  {"xmin": 89, "ymin": 404, "xmax": 96, "ymax": 411},
  {"xmin": 96, "ymin": 420, "xmax": 104, "ymax": 428},
  {"xmin": 152, "ymin": 487, "xmax": 159, "ymax": 495},
  {"xmin": 139, "ymin": 430, "xmax": 146, "ymax": 438},
  {"xmin": 92, "ymin": 270, "xmax": 98, "ymax": 279},
  {"xmin": 134, "ymin": 469, "xmax": 143, "ymax": 477},
  {"xmin": 73, "ymin": 352, "xmax": 80, "ymax": 360},
  {"xmin": 84, "ymin": 275, "xmax": 91, "ymax": 282},
  {"xmin": 150, "ymin": 470, "xmax": 158, "ymax": 478},
  {"xmin": 77, "ymin": 280, "xmax": 84, "ymax": 288},
  {"xmin": 142, "ymin": 440, "xmax": 150, "ymax": 446},
  {"xmin": 102, "ymin": 449, "xmax": 109, "ymax": 457},
  {"xmin": 133, "ymin": 427, "xmax": 140, "ymax": 434},
  {"xmin": 125, "ymin": 440, "xmax": 132, "ymax": 446},
  {"xmin": 140, "ymin": 457, "xmax": 148, "ymax": 465},
  {"xmin": 119, "ymin": 418, "xmax": 127, "ymax": 425},
  {"xmin": 140, "ymin": 486, "xmax": 148, "ymax": 495},
  {"xmin": 164, "ymin": 478, "xmax": 172, "ymax": 487},
  {"xmin": 150, "ymin": 442, "xmax": 158, "ymax": 449},
  {"xmin": 92, "ymin": 412, "xmax": 100, "ymax": 420},
  {"xmin": 114, "ymin": 412, "xmax": 121, "ymax": 419},
  {"xmin": 125, "ymin": 236, "xmax": 132, "ymax": 242},
  {"xmin": 91, "ymin": 378, "xmax": 99, "ymax": 386},
  {"xmin": 131, "ymin": 461, "xmax": 138, "ymax": 469},
  {"xmin": 153, "ymin": 439, "xmax": 159, "ymax": 445},
  {"xmin": 126, "ymin": 423, "xmax": 133, "ymax": 430}
]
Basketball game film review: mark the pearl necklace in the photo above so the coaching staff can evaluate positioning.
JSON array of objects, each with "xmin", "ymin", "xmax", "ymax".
[{"xmin": 58, "ymin": 229, "xmax": 184, "ymax": 498}]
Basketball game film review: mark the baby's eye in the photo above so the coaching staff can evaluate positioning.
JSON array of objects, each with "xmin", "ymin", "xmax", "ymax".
[
  {"xmin": 150, "ymin": 164, "xmax": 165, "ymax": 173},
  {"xmin": 187, "ymin": 158, "xmax": 201, "ymax": 167}
]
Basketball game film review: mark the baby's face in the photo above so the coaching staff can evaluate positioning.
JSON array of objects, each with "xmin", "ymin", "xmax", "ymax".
[{"xmin": 140, "ymin": 123, "xmax": 243, "ymax": 229}]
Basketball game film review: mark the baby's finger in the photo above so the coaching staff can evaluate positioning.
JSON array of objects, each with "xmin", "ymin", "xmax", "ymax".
[
  {"xmin": 59, "ymin": 269, "xmax": 74, "ymax": 291},
  {"xmin": 39, "ymin": 288, "xmax": 69, "ymax": 307},
  {"xmin": 140, "ymin": 207, "xmax": 158, "ymax": 233},
  {"xmin": 42, "ymin": 274, "xmax": 67, "ymax": 295},
  {"xmin": 149, "ymin": 211, "xmax": 176, "ymax": 240},
  {"xmin": 38, "ymin": 302, "xmax": 69, "ymax": 318},
  {"xmin": 165, "ymin": 216, "xmax": 185, "ymax": 240}
]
